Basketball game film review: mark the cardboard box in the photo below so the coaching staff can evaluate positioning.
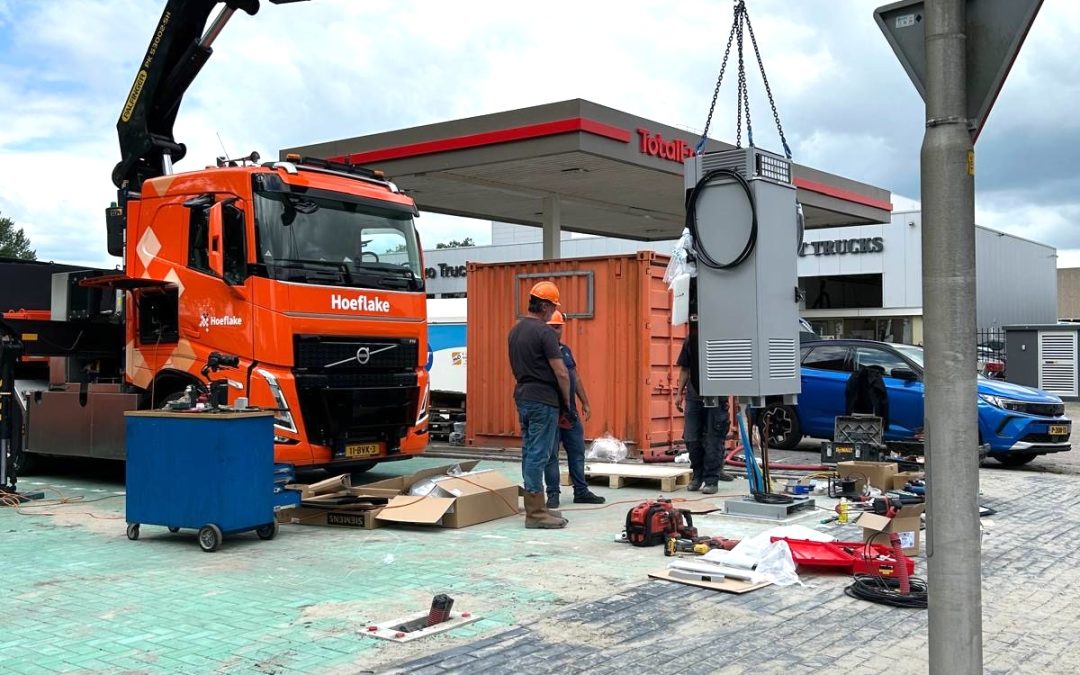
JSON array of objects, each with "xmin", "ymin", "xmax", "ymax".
[
  {"xmin": 279, "ymin": 501, "xmax": 385, "ymax": 529},
  {"xmin": 859, "ymin": 503, "xmax": 925, "ymax": 556},
  {"xmin": 367, "ymin": 461, "xmax": 520, "ymax": 529},
  {"xmin": 837, "ymin": 461, "xmax": 898, "ymax": 493},
  {"xmin": 282, "ymin": 461, "xmax": 520, "ymax": 530},
  {"xmin": 890, "ymin": 471, "xmax": 924, "ymax": 491}
]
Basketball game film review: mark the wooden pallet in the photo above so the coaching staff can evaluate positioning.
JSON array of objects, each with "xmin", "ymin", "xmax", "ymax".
[{"xmin": 561, "ymin": 462, "xmax": 693, "ymax": 492}]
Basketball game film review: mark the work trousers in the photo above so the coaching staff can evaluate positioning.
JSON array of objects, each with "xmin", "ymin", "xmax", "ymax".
[
  {"xmin": 516, "ymin": 398, "xmax": 559, "ymax": 493},
  {"xmin": 544, "ymin": 417, "xmax": 588, "ymax": 497},
  {"xmin": 683, "ymin": 395, "xmax": 728, "ymax": 484}
]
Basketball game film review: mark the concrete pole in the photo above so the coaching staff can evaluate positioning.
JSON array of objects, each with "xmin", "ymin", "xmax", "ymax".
[
  {"xmin": 922, "ymin": 1, "xmax": 982, "ymax": 673},
  {"xmin": 542, "ymin": 195, "xmax": 561, "ymax": 260}
]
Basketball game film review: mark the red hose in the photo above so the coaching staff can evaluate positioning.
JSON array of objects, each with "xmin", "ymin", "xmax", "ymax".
[{"xmin": 890, "ymin": 532, "xmax": 911, "ymax": 595}]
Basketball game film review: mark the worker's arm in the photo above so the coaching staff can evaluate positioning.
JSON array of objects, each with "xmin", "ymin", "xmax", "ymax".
[
  {"xmin": 674, "ymin": 366, "xmax": 690, "ymax": 412},
  {"xmin": 575, "ymin": 371, "xmax": 592, "ymax": 421},
  {"xmin": 549, "ymin": 357, "xmax": 573, "ymax": 414}
]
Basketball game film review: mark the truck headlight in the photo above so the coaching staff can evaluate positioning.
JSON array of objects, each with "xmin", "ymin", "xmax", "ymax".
[
  {"xmin": 257, "ymin": 369, "xmax": 297, "ymax": 433},
  {"xmin": 416, "ymin": 383, "xmax": 429, "ymax": 426}
]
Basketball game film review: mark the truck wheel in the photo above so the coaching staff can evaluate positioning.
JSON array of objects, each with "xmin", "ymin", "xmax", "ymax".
[
  {"xmin": 994, "ymin": 453, "xmax": 1036, "ymax": 467},
  {"xmin": 256, "ymin": 521, "xmax": 279, "ymax": 540},
  {"xmin": 126, "ymin": 523, "xmax": 140, "ymax": 540},
  {"xmin": 198, "ymin": 524, "xmax": 223, "ymax": 552},
  {"xmin": 764, "ymin": 404, "xmax": 802, "ymax": 450}
]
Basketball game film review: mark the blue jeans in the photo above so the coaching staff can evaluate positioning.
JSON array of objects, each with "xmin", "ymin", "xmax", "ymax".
[
  {"xmin": 545, "ymin": 417, "xmax": 588, "ymax": 497},
  {"xmin": 683, "ymin": 395, "xmax": 728, "ymax": 483},
  {"xmin": 516, "ymin": 399, "xmax": 559, "ymax": 493}
]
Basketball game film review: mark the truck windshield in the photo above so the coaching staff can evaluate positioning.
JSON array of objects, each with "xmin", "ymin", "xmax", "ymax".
[{"xmin": 253, "ymin": 190, "xmax": 424, "ymax": 292}]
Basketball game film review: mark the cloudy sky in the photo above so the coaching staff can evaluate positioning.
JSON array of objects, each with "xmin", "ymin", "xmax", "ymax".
[{"xmin": 0, "ymin": 0, "xmax": 1077, "ymax": 269}]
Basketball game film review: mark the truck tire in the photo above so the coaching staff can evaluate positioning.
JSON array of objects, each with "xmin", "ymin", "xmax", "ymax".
[{"xmin": 764, "ymin": 404, "xmax": 802, "ymax": 450}]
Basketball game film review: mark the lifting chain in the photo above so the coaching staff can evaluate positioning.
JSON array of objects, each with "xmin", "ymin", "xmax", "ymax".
[{"xmin": 695, "ymin": 0, "xmax": 792, "ymax": 159}]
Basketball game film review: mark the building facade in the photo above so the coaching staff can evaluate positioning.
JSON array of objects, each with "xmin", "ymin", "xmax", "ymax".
[{"xmin": 421, "ymin": 213, "xmax": 1058, "ymax": 340}]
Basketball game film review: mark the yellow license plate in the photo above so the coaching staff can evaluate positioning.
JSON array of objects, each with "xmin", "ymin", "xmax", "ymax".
[
  {"xmin": 345, "ymin": 443, "xmax": 382, "ymax": 458},
  {"xmin": 1049, "ymin": 425, "xmax": 1070, "ymax": 436}
]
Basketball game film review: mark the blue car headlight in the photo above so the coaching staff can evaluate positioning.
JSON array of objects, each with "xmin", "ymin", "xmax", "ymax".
[{"xmin": 979, "ymin": 394, "xmax": 1027, "ymax": 412}]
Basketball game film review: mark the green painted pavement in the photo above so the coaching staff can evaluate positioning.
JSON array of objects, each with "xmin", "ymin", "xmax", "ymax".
[{"xmin": 4, "ymin": 457, "xmax": 758, "ymax": 673}]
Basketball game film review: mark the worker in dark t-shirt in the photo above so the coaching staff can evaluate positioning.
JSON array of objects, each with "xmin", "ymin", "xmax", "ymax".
[
  {"xmin": 507, "ymin": 281, "xmax": 572, "ymax": 529},
  {"xmin": 674, "ymin": 327, "xmax": 734, "ymax": 493}
]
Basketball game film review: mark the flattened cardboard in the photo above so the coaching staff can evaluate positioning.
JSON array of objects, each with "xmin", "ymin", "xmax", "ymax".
[
  {"xmin": 859, "ymin": 503, "xmax": 925, "ymax": 555},
  {"xmin": 375, "ymin": 496, "xmax": 457, "ymax": 525},
  {"xmin": 837, "ymin": 461, "xmax": 898, "ymax": 493},
  {"xmin": 648, "ymin": 569, "xmax": 771, "ymax": 594}
]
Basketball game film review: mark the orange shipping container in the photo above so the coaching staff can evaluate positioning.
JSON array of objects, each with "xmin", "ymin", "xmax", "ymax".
[{"xmin": 466, "ymin": 252, "xmax": 686, "ymax": 459}]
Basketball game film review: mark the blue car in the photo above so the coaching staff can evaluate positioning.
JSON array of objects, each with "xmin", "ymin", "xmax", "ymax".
[{"xmin": 766, "ymin": 339, "xmax": 1072, "ymax": 466}]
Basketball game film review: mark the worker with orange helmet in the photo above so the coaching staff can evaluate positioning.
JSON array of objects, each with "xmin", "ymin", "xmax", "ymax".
[
  {"xmin": 543, "ymin": 310, "xmax": 605, "ymax": 507},
  {"xmin": 507, "ymin": 280, "xmax": 572, "ymax": 529}
]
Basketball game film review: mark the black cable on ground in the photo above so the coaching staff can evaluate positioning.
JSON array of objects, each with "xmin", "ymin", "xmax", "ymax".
[
  {"xmin": 685, "ymin": 167, "xmax": 757, "ymax": 270},
  {"xmin": 845, "ymin": 575, "xmax": 929, "ymax": 609}
]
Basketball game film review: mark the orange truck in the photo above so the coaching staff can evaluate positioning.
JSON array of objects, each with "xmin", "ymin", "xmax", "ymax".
[{"xmin": 0, "ymin": 1, "xmax": 429, "ymax": 479}]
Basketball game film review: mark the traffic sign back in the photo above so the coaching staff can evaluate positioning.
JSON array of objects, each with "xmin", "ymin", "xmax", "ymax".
[{"xmin": 874, "ymin": 0, "xmax": 1043, "ymax": 141}]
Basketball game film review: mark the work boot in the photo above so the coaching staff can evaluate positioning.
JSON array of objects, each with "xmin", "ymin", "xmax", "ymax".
[
  {"xmin": 546, "ymin": 493, "xmax": 560, "ymax": 509},
  {"xmin": 573, "ymin": 491, "xmax": 605, "ymax": 504},
  {"xmin": 524, "ymin": 491, "xmax": 567, "ymax": 529},
  {"xmin": 688, "ymin": 473, "xmax": 703, "ymax": 492},
  {"xmin": 701, "ymin": 483, "xmax": 718, "ymax": 495},
  {"xmin": 716, "ymin": 469, "xmax": 735, "ymax": 482}
]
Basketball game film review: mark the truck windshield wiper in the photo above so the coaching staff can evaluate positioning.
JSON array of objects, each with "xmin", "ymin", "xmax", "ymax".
[{"xmin": 271, "ymin": 258, "xmax": 353, "ymax": 283}]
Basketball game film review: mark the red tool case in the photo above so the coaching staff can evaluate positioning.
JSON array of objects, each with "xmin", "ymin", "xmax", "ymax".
[{"xmin": 773, "ymin": 537, "xmax": 916, "ymax": 577}]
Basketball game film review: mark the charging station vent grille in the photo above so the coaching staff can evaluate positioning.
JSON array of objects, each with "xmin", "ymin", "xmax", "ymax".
[
  {"xmin": 697, "ymin": 148, "xmax": 792, "ymax": 185},
  {"xmin": 705, "ymin": 339, "xmax": 753, "ymax": 381},
  {"xmin": 768, "ymin": 338, "xmax": 798, "ymax": 379}
]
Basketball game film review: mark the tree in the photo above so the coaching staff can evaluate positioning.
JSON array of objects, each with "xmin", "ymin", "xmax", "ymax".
[
  {"xmin": 0, "ymin": 212, "xmax": 36, "ymax": 260},
  {"xmin": 436, "ymin": 237, "xmax": 475, "ymax": 249}
]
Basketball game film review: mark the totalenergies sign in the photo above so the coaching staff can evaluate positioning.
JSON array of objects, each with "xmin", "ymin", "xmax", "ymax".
[{"xmin": 636, "ymin": 128, "xmax": 696, "ymax": 164}]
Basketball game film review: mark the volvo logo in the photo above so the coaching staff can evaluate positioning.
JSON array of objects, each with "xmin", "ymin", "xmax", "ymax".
[{"xmin": 325, "ymin": 344, "xmax": 398, "ymax": 368}]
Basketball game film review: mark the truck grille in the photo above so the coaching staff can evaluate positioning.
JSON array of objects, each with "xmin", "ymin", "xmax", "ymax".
[
  {"xmin": 293, "ymin": 335, "xmax": 420, "ymax": 449},
  {"xmin": 294, "ymin": 335, "xmax": 419, "ymax": 371}
]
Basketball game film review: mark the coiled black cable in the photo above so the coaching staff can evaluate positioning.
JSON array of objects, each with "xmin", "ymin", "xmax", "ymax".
[
  {"xmin": 685, "ymin": 167, "xmax": 757, "ymax": 270},
  {"xmin": 845, "ymin": 575, "xmax": 929, "ymax": 609}
]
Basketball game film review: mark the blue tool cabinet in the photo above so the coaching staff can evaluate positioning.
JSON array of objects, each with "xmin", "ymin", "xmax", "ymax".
[{"xmin": 124, "ymin": 410, "xmax": 299, "ymax": 552}]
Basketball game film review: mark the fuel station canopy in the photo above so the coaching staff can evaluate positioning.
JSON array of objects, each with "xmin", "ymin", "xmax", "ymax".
[{"xmin": 285, "ymin": 99, "xmax": 892, "ymax": 244}]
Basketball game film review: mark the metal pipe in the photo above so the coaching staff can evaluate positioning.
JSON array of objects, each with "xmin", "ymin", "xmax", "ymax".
[
  {"xmin": 200, "ymin": 7, "xmax": 237, "ymax": 48},
  {"xmin": 161, "ymin": 151, "xmax": 174, "ymax": 176},
  {"xmin": 922, "ymin": 1, "xmax": 983, "ymax": 672}
]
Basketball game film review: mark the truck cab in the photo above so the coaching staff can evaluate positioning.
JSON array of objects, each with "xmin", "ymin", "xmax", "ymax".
[{"xmin": 122, "ymin": 157, "xmax": 430, "ymax": 468}]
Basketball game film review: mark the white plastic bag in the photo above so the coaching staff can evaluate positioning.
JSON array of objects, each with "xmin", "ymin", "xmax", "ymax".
[
  {"xmin": 663, "ymin": 228, "xmax": 697, "ymax": 286},
  {"xmin": 750, "ymin": 540, "xmax": 802, "ymax": 587},
  {"xmin": 586, "ymin": 433, "xmax": 628, "ymax": 462}
]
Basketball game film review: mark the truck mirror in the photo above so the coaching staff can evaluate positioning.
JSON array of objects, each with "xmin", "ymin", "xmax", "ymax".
[{"xmin": 208, "ymin": 202, "xmax": 227, "ymax": 282}]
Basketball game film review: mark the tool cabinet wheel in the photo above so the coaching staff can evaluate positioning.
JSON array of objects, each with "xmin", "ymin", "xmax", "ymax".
[
  {"xmin": 256, "ymin": 521, "xmax": 278, "ymax": 541},
  {"xmin": 126, "ymin": 523, "xmax": 140, "ymax": 541},
  {"xmin": 198, "ymin": 524, "xmax": 223, "ymax": 552},
  {"xmin": 168, "ymin": 526, "xmax": 180, "ymax": 533}
]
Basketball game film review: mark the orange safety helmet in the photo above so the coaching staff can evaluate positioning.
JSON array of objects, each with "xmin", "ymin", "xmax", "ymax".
[
  {"xmin": 529, "ymin": 281, "xmax": 561, "ymax": 306},
  {"xmin": 547, "ymin": 310, "xmax": 565, "ymax": 326}
]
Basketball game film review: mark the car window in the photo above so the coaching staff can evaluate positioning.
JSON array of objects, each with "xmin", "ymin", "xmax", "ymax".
[
  {"xmin": 854, "ymin": 347, "xmax": 911, "ymax": 377},
  {"xmin": 802, "ymin": 345, "xmax": 851, "ymax": 372}
]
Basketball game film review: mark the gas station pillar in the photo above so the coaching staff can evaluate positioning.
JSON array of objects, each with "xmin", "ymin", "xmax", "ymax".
[{"xmin": 542, "ymin": 195, "xmax": 561, "ymax": 260}]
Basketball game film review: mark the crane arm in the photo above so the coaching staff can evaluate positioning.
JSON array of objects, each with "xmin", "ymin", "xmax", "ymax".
[{"xmin": 112, "ymin": 0, "xmax": 304, "ymax": 189}]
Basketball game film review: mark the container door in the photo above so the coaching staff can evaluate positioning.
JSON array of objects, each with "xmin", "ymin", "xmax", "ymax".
[{"xmin": 1038, "ymin": 331, "xmax": 1078, "ymax": 397}]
